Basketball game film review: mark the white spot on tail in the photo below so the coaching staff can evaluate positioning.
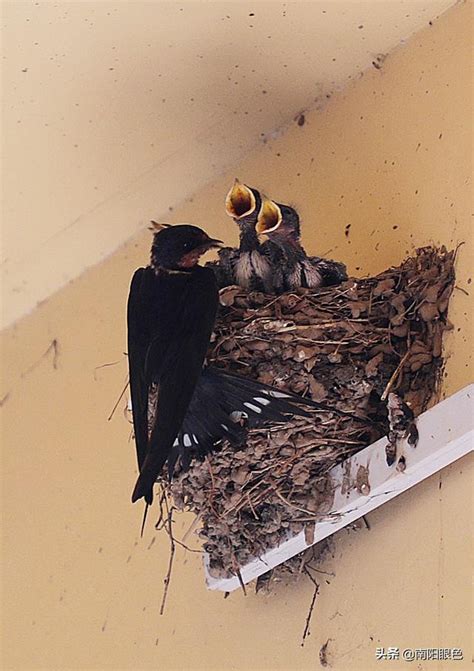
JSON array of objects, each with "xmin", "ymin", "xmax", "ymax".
[
  {"xmin": 183, "ymin": 434, "xmax": 192, "ymax": 447},
  {"xmin": 221, "ymin": 424, "xmax": 229, "ymax": 432},
  {"xmin": 262, "ymin": 389, "xmax": 292, "ymax": 398},
  {"xmin": 244, "ymin": 402, "xmax": 262, "ymax": 414},
  {"xmin": 254, "ymin": 396, "xmax": 271, "ymax": 406}
]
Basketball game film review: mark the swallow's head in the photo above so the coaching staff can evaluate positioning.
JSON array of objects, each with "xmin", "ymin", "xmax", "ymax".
[
  {"xmin": 256, "ymin": 198, "xmax": 301, "ymax": 247},
  {"xmin": 225, "ymin": 178, "xmax": 261, "ymax": 226},
  {"xmin": 151, "ymin": 224, "xmax": 222, "ymax": 270}
]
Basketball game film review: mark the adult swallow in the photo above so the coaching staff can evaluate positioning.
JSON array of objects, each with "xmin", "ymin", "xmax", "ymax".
[
  {"xmin": 128, "ymin": 224, "xmax": 342, "ymax": 503},
  {"xmin": 127, "ymin": 224, "xmax": 222, "ymax": 504},
  {"xmin": 256, "ymin": 198, "xmax": 348, "ymax": 291}
]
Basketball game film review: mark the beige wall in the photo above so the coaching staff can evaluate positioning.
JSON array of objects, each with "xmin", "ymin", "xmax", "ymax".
[
  {"xmin": 1, "ymin": 3, "xmax": 472, "ymax": 670},
  {"xmin": 2, "ymin": 0, "xmax": 455, "ymax": 330}
]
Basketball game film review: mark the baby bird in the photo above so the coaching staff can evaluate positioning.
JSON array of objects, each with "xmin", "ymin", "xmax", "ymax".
[
  {"xmin": 256, "ymin": 198, "xmax": 348, "ymax": 292},
  {"xmin": 210, "ymin": 179, "xmax": 276, "ymax": 292}
]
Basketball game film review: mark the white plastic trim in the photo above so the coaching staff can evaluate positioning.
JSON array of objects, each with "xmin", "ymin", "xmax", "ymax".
[{"xmin": 204, "ymin": 384, "xmax": 474, "ymax": 591}]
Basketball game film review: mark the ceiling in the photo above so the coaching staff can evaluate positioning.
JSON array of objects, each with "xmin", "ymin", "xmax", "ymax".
[{"xmin": 1, "ymin": 0, "xmax": 455, "ymax": 329}]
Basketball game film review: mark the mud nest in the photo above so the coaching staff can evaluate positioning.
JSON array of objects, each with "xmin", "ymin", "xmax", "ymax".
[{"xmin": 165, "ymin": 246, "xmax": 455, "ymax": 580}]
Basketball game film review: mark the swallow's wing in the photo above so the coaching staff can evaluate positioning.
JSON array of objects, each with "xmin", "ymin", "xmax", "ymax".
[
  {"xmin": 127, "ymin": 267, "xmax": 153, "ymax": 472},
  {"xmin": 128, "ymin": 267, "xmax": 174, "ymax": 470},
  {"xmin": 130, "ymin": 267, "xmax": 219, "ymax": 503},
  {"xmin": 308, "ymin": 256, "xmax": 348, "ymax": 286},
  {"xmin": 167, "ymin": 367, "xmax": 349, "ymax": 476}
]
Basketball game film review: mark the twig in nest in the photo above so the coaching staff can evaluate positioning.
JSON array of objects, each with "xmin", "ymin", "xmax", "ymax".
[
  {"xmin": 274, "ymin": 489, "xmax": 325, "ymax": 517},
  {"xmin": 301, "ymin": 567, "xmax": 320, "ymax": 646},
  {"xmin": 454, "ymin": 285, "xmax": 469, "ymax": 296},
  {"xmin": 172, "ymin": 537, "xmax": 204, "ymax": 554},
  {"xmin": 159, "ymin": 495, "xmax": 176, "ymax": 616},
  {"xmin": 229, "ymin": 541, "xmax": 247, "ymax": 596},
  {"xmin": 154, "ymin": 488, "xmax": 168, "ymax": 531},
  {"xmin": 380, "ymin": 350, "xmax": 411, "ymax": 401},
  {"xmin": 182, "ymin": 512, "xmax": 203, "ymax": 543},
  {"xmin": 246, "ymin": 493, "xmax": 259, "ymax": 520}
]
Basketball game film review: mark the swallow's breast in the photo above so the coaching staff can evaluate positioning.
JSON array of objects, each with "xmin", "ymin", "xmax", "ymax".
[{"xmin": 235, "ymin": 251, "xmax": 272, "ymax": 289}]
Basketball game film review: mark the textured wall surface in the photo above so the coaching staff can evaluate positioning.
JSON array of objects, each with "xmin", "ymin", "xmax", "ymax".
[
  {"xmin": 1, "ymin": 0, "xmax": 455, "ymax": 328},
  {"xmin": 1, "ymin": 3, "xmax": 472, "ymax": 670}
]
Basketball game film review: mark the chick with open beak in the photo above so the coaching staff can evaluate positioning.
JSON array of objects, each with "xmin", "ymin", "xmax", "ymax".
[
  {"xmin": 256, "ymin": 198, "xmax": 348, "ymax": 291},
  {"xmin": 206, "ymin": 179, "xmax": 278, "ymax": 293}
]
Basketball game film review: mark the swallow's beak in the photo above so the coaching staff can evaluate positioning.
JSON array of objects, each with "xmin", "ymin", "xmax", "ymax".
[
  {"xmin": 256, "ymin": 198, "xmax": 282, "ymax": 235},
  {"xmin": 206, "ymin": 237, "xmax": 224, "ymax": 248},
  {"xmin": 225, "ymin": 178, "xmax": 256, "ymax": 220},
  {"xmin": 200, "ymin": 237, "xmax": 223, "ymax": 252}
]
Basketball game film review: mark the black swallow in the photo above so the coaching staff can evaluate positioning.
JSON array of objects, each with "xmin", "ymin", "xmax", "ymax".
[
  {"xmin": 212, "ymin": 179, "xmax": 276, "ymax": 292},
  {"xmin": 256, "ymin": 198, "xmax": 348, "ymax": 291},
  {"xmin": 127, "ymin": 224, "xmax": 222, "ymax": 504},
  {"xmin": 128, "ymin": 225, "xmax": 354, "ymax": 504}
]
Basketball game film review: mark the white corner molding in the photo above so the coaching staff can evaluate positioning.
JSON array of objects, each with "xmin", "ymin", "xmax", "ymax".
[{"xmin": 204, "ymin": 384, "xmax": 474, "ymax": 592}]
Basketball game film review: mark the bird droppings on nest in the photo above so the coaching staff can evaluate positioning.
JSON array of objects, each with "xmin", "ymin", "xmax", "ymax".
[{"xmin": 161, "ymin": 246, "xmax": 455, "ymax": 583}]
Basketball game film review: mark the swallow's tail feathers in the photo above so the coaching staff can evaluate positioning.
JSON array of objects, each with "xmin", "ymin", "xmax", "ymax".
[
  {"xmin": 168, "ymin": 367, "xmax": 342, "ymax": 477},
  {"xmin": 131, "ymin": 470, "xmax": 156, "ymax": 505}
]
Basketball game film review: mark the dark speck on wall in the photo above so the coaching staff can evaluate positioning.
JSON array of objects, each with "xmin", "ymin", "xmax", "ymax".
[
  {"xmin": 392, "ymin": 225, "xmax": 398, "ymax": 230},
  {"xmin": 297, "ymin": 113, "xmax": 305, "ymax": 127},
  {"xmin": 21, "ymin": 68, "xmax": 28, "ymax": 72},
  {"xmin": 249, "ymin": 12, "xmax": 254, "ymax": 16},
  {"xmin": 345, "ymin": 224, "xmax": 351, "ymax": 238},
  {"xmin": 358, "ymin": 24, "xmax": 364, "ymax": 29}
]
